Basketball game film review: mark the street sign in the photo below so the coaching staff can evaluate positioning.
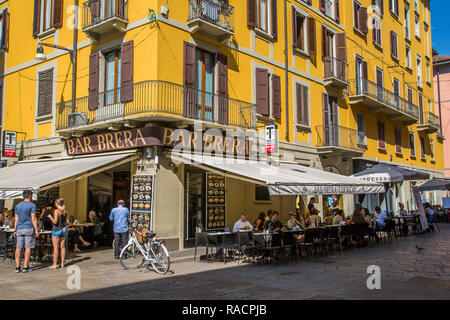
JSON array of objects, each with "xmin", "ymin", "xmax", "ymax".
[
  {"xmin": 2, "ymin": 131, "xmax": 17, "ymax": 157},
  {"xmin": 265, "ymin": 125, "xmax": 278, "ymax": 154}
]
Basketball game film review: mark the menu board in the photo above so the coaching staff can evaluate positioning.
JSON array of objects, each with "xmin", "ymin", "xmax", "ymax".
[
  {"xmin": 206, "ymin": 173, "xmax": 226, "ymax": 230},
  {"xmin": 130, "ymin": 174, "xmax": 154, "ymax": 230}
]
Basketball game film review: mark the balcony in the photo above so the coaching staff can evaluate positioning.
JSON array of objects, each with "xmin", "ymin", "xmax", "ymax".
[
  {"xmin": 323, "ymin": 57, "xmax": 349, "ymax": 89},
  {"xmin": 56, "ymin": 80, "xmax": 256, "ymax": 133},
  {"xmin": 349, "ymin": 78, "xmax": 419, "ymax": 125},
  {"xmin": 417, "ymin": 112, "xmax": 441, "ymax": 133},
  {"xmin": 82, "ymin": 0, "xmax": 128, "ymax": 41},
  {"xmin": 315, "ymin": 125, "xmax": 365, "ymax": 156},
  {"xmin": 187, "ymin": 0, "xmax": 235, "ymax": 43}
]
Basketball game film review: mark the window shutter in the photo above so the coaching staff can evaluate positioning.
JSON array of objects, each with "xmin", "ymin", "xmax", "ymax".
[
  {"xmin": 38, "ymin": 69, "xmax": 53, "ymax": 117},
  {"xmin": 1, "ymin": 9, "xmax": 9, "ymax": 51},
  {"xmin": 395, "ymin": 0, "xmax": 399, "ymax": 15},
  {"xmin": 33, "ymin": 0, "xmax": 40, "ymax": 37},
  {"xmin": 247, "ymin": 0, "xmax": 256, "ymax": 28},
  {"xmin": 380, "ymin": 0, "xmax": 384, "ymax": 15},
  {"xmin": 88, "ymin": 52, "xmax": 100, "ymax": 110},
  {"xmin": 292, "ymin": 8, "xmax": 297, "ymax": 50},
  {"xmin": 52, "ymin": 0, "xmax": 64, "ymax": 29},
  {"xmin": 302, "ymin": 85, "xmax": 308, "ymax": 126},
  {"xmin": 359, "ymin": 7, "xmax": 368, "ymax": 34},
  {"xmin": 272, "ymin": 75, "xmax": 281, "ymax": 119},
  {"xmin": 183, "ymin": 41, "xmax": 197, "ymax": 118},
  {"xmin": 296, "ymin": 84, "xmax": 303, "ymax": 124},
  {"xmin": 395, "ymin": 127, "xmax": 402, "ymax": 153},
  {"xmin": 322, "ymin": 26, "xmax": 327, "ymax": 58},
  {"xmin": 255, "ymin": 68, "xmax": 269, "ymax": 116},
  {"xmin": 378, "ymin": 120, "xmax": 385, "ymax": 149},
  {"xmin": 319, "ymin": 0, "xmax": 326, "ymax": 13},
  {"xmin": 336, "ymin": 32, "xmax": 347, "ymax": 63},
  {"xmin": 217, "ymin": 53, "xmax": 229, "ymax": 125},
  {"xmin": 272, "ymin": 0, "xmax": 278, "ymax": 39},
  {"xmin": 120, "ymin": 41, "xmax": 134, "ymax": 103},
  {"xmin": 335, "ymin": 0, "xmax": 340, "ymax": 24},
  {"xmin": 307, "ymin": 17, "xmax": 316, "ymax": 55},
  {"xmin": 390, "ymin": 31, "xmax": 394, "ymax": 56},
  {"xmin": 363, "ymin": 61, "xmax": 368, "ymax": 79},
  {"xmin": 323, "ymin": 93, "xmax": 329, "ymax": 144},
  {"xmin": 389, "ymin": 0, "xmax": 392, "ymax": 12}
]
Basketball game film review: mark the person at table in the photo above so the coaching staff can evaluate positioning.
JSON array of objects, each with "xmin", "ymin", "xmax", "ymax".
[
  {"xmin": 3, "ymin": 210, "xmax": 14, "ymax": 227},
  {"xmin": 309, "ymin": 208, "xmax": 322, "ymax": 227},
  {"xmin": 253, "ymin": 212, "xmax": 266, "ymax": 232},
  {"xmin": 375, "ymin": 206, "xmax": 387, "ymax": 228},
  {"xmin": 233, "ymin": 213, "xmax": 253, "ymax": 233},
  {"xmin": 47, "ymin": 198, "xmax": 68, "ymax": 269},
  {"xmin": 350, "ymin": 208, "xmax": 367, "ymax": 224},
  {"xmin": 397, "ymin": 202, "xmax": 408, "ymax": 217},
  {"xmin": 329, "ymin": 195, "xmax": 340, "ymax": 216},
  {"xmin": 286, "ymin": 212, "xmax": 304, "ymax": 230},
  {"xmin": 264, "ymin": 210, "xmax": 273, "ymax": 222},
  {"xmin": 263, "ymin": 211, "xmax": 285, "ymax": 232},
  {"xmin": 67, "ymin": 216, "xmax": 91, "ymax": 252},
  {"xmin": 13, "ymin": 190, "xmax": 39, "ymax": 273},
  {"xmin": 41, "ymin": 201, "xmax": 54, "ymax": 231},
  {"xmin": 300, "ymin": 210, "xmax": 311, "ymax": 227},
  {"xmin": 110, "ymin": 200, "xmax": 130, "ymax": 260},
  {"xmin": 424, "ymin": 203, "xmax": 435, "ymax": 231},
  {"xmin": 324, "ymin": 210, "xmax": 334, "ymax": 225},
  {"xmin": 84, "ymin": 210, "xmax": 103, "ymax": 248},
  {"xmin": 332, "ymin": 210, "xmax": 345, "ymax": 225}
]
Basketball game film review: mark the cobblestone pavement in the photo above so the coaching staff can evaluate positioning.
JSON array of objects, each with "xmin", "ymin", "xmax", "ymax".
[{"xmin": 1, "ymin": 225, "xmax": 449, "ymax": 300}]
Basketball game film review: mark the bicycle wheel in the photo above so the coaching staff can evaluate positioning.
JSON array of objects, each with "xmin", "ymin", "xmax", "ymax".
[
  {"xmin": 150, "ymin": 242, "xmax": 170, "ymax": 275},
  {"xmin": 120, "ymin": 242, "xmax": 145, "ymax": 270}
]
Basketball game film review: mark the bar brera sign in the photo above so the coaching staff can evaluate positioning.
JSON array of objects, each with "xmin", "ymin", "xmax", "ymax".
[{"xmin": 66, "ymin": 127, "xmax": 253, "ymax": 157}]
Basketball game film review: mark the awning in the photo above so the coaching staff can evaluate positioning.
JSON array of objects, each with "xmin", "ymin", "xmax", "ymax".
[
  {"xmin": 351, "ymin": 164, "xmax": 430, "ymax": 183},
  {"xmin": 0, "ymin": 151, "xmax": 139, "ymax": 200},
  {"xmin": 417, "ymin": 178, "xmax": 450, "ymax": 191},
  {"xmin": 172, "ymin": 153, "xmax": 385, "ymax": 195}
]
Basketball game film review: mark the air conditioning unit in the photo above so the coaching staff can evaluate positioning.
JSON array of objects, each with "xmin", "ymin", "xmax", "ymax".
[{"xmin": 68, "ymin": 112, "xmax": 87, "ymax": 128}]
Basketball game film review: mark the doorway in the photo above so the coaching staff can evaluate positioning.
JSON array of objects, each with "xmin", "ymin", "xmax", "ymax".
[{"xmin": 184, "ymin": 168, "xmax": 206, "ymax": 248}]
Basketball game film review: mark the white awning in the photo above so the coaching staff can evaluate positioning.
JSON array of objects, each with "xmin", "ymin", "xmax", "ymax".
[
  {"xmin": 172, "ymin": 153, "xmax": 385, "ymax": 195},
  {"xmin": 0, "ymin": 151, "xmax": 139, "ymax": 200}
]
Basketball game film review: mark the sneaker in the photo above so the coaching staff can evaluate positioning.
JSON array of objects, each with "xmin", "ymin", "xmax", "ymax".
[
  {"xmin": 15, "ymin": 267, "xmax": 21, "ymax": 273},
  {"xmin": 22, "ymin": 267, "xmax": 32, "ymax": 273}
]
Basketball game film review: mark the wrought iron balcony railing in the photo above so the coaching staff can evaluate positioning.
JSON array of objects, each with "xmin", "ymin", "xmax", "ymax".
[
  {"xmin": 188, "ymin": 0, "xmax": 235, "ymax": 33},
  {"xmin": 427, "ymin": 112, "xmax": 440, "ymax": 129},
  {"xmin": 349, "ymin": 78, "xmax": 419, "ymax": 120},
  {"xmin": 56, "ymin": 80, "xmax": 256, "ymax": 131},
  {"xmin": 323, "ymin": 57, "xmax": 348, "ymax": 84},
  {"xmin": 315, "ymin": 124, "xmax": 365, "ymax": 153},
  {"xmin": 82, "ymin": 0, "xmax": 128, "ymax": 30}
]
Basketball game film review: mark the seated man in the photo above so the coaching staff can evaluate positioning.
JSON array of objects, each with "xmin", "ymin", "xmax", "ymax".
[
  {"xmin": 309, "ymin": 208, "xmax": 322, "ymax": 227},
  {"xmin": 263, "ymin": 211, "xmax": 285, "ymax": 232},
  {"xmin": 232, "ymin": 213, "xmax": 253, "ymax": 233},
  {"xmin": 67, "ymin": 216, "xmax": 91, "ymax": 252},
  {"xmin": 375, "ymin": 206, "xmax": 387, "ymax": 228},
  {"xmin": 332, "ymin": 210, "xmax": 345, "ymax": 225}
]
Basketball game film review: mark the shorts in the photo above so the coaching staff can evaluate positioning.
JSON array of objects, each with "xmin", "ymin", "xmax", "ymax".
[
  {"xmin": 16, "ymin": 229, "xmax": 36, "ymax": 249},
  {"xmin": 52, "ymin": 227, "xmax": 66, "ymax": 238}
]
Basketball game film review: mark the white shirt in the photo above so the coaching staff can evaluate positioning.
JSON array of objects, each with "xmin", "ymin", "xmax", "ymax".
[{"xmin": 233, "ymin": 220, "xmax": 253, "ymax": 233}]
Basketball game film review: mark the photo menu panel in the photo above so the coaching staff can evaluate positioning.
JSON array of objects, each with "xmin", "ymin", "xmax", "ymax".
[
  {"xmin": 206, "ymin": 173, "xmax": 226, "ymax": 231},
  {"xmin": 130, "ymin": 174, "xmax": 154, "ymax": 230}
]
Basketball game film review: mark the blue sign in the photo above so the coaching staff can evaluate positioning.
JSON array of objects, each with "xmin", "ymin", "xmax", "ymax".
[{"xmin": 443, "ymin": 198, "xmax": 450, "ymax": 209}]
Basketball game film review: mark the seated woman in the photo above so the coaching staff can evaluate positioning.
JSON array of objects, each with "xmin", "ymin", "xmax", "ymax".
[
  {"xmin": 286, "ymin": 212, "xmax": 305, "ymax": 241},
  {"xmin": 83, "ymin": 211, "xmax": 103, "ymax": 248},
  {"xmin": 2, "ymin": 210, "xmax": 14, "ymax": 227},
  {"xmin": 67, "ymin": 216, "xmax": 91, "ymax": 252},
  {"xmin": 253, "ymin": 212, "xmax": 266, "ymax": 232}
]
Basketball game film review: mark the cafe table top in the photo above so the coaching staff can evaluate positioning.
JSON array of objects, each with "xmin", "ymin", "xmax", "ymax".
[{"xmin": 207, "ymin": 232, "xmax": 232, "ymax": 236}]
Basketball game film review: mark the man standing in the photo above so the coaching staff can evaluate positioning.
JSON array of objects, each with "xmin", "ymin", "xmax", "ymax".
[
  {"xmin": 375, "ymin": 206, "xmax": 387, "ymax": 228},
  {"xmin": 232, "ymin": 213, "xmax": 253, "ymax": 233},
  {"xmin": 14, "ymin": 190, "xmax": 39, "ymax": 273},
  {"xmin": 110, "ymin": 200, "xmax": 130, "ymax": 259},
  {"xmin": 329, "ymin": 195, "xmax": 340, "ymax": 216}
]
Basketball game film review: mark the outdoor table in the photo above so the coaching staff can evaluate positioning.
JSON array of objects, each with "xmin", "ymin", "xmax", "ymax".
[{"xmin": 206, "ymin": 232, "xmax": 233, "ymax": 261}]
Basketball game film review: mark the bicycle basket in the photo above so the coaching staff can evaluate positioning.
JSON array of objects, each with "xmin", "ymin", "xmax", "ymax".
[{"xmin": 134, "ymin": 228, "xmax": 151, "ymax": 243}]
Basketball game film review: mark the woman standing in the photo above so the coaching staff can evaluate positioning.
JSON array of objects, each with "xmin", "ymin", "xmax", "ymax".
[{"xmin": 48, "ymin": 198, "xmax": 68, "ymax": 269}]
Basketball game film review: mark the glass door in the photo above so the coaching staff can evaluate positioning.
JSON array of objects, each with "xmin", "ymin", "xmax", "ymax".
[
  {"xmin": 195, "ymin": 50, "xmax": 214, "ymax": 122},
  {"xmin": 184, "ymin": 169, "xmax": 206, "ymax": 248}
]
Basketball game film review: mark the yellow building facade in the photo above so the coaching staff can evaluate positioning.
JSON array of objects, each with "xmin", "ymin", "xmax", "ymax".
[{"xmin": 0, "ymin": 0, "xmax": 444, "ymax": 249}]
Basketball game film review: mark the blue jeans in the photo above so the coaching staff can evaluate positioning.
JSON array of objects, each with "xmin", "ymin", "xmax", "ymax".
[{"xmin": 114, "ymin": 232, "xmax": 129, "ymax": 257}]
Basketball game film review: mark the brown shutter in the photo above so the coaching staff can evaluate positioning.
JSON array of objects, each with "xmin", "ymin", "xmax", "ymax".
[
  {"xmin": 52, "ymin": 0, "xmax": 64, "ymax": 29},
  {"xmin": 255, "ymin": 68, "xmax": 269, "ymax": 116},
  {"xmin": 323, "ymin": 93, "xmax": 329, "ymax": 144},
  {"xmin": 319, "ymin": 0, "xmax": 326, "ymax": 13},
  {"xmin": 302, "ymin": 85, "xmax": 308, "ymax": 126},
  {"xmin": 272, "ymin": 0, "xmax": 278, "ymax": 39},
  {"xmin": 335, "ymin": 0, "xmax": 340, "ymax": 24},
  {"xmin": 395, "ymin": 0, "xmax": 399, "ymax": 15},
  {"xmin": 360, "ymin": 7, "xmax": 368, "ymax": 34},
  {"xmin": 390, "ymin": 31, "xmax": 394, "ymax": 57},
  {"xmin": 1, "ymin": 10, "xmax": 9, "ymax": 51},
  {"xmin": 217, "ymin": 53, "xmax": 228, "ymax": 125},
  {"xmin": 307, "ymin": 17, "xmax": 316, "ymax": 55},
  {"xmin": 296, "ymin": 84, "xmax": 303, "ymax": 124},
  {"xmin": 363, "ymin": 61, "xmax": 368, "ymax": 80},
  {"xmin": 88, "ymin": 52, "xmax": 100, "ymax": 110},
  {"xmin": 183, "ymin": 41, "xmax": 197, "ymax": 118},
  {"xmin": 292, "ymin": 8, "xmax": 297, "ymax": 50},
  {"xmin": 120, "ymin": 41, "xmax": 134, "ymax": 103},
  {"xmin": 247, "ymin": 0, "xmax": 256, "ymax": 28},
  {"xmin": 322, "ymin": 26, "xmax": 327, "ymax": 58},
  {"xmin": 331, "ymin": 97, "xmax": 339, "ymax": 142},
  {"xmin": 336, "ymin": 32, "xmax": 347, "ymax": 63},
  {"xmin": 272, "ymin": 75, "xmax": 281, "ymax": 119},
  {"xmin": 378, "ymin": 120, "xmax": 385, "ymax": 149},
  {"xmin": 395, "ymin": 127, "xmax": 402, "ymax": 153},
  {"xmin": 38, "ymin": 69, "xmax": 53, "ymax": 116},
  {"xmin": 33, "ymin": 0, "xmax": 40, "ymax": 37}
]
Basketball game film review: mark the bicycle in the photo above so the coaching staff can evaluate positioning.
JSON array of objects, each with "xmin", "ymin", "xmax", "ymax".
[{"xmin": 119, "ymin": 226, "xmax": 170, "ymax": 275}]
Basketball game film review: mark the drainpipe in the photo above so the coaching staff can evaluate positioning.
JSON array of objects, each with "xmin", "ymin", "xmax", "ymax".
[
  {"xmin": 436, "ymin": 67, "xmax": 443, "ymax": 136},
  {"xmin": 284, "ymin": 0, "xmax": 289, "ymax": 141},
  {"xmin": 71, "ymin": 0, "xmax": 79, "ymax": 114}
]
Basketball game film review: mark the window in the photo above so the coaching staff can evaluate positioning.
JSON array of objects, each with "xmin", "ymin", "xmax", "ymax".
[
  {"xmin": 37, "ymin": 68, "xmax": 53, "ymax": 117},
  {"xmin": 430, "ymin": 139, "xmax": 435, "ymax": 161},
  {"xmin": 426, "ymin": 62, "xmax": 431, "ymax": 84},
  {"xmin": 294, "ymin": 12, "xmax": 306, "ymax": 51},
  {"xmin": 390, "ymin": 0, "xmax": 399, "ymax": 16},
  {"xmin": 409, "ymin": 132, "xmax": 416, "ymax": 157},
  {"xmin": 395, "ymin": 126, "xmax": 402, "ymax": 154},
  {"xmin": 356, "ymin": 113, "xmax": 366, "ymax": 146},
  {"xmin": 393, "ymin": 77, "xmax": 400, "ymax": 106},
  {"xmin": 322, "ymin": 27, "xmax": 335, "ymax": 58},
  {"xmin": 353, "ymin": 1, "xmax": 368, "ymax": 34},
  {"xmin": 195, "ymin": 49, "xmax": 214, "ymax": 122},
  {"xmin": 415, "ymin": 16, "xmax": 420, "ymax": 38},
  {"xmin": 296, "ymin": 83, "xmax": 309, "ymax": 126},
  {"xmin": 391, "ymin": 31, "xmax": 398, "ymax": 59},
  {"xmin": 420, "ymin": 136, "xmax": 425, "ymax": 159},
  {"xmin": 373, "ymin": 17, "xmax": 382, "ymax": 47},
  {"xmin": 0, "ymin": 9, "xmax": 7, "ymax": 52},
  {"xmin": 33, "ymin": 0, "xmax": 63, "ymax": 36},
  {"xmin": 255, "ymin": 185, "xmax": 270, "ymax": 201},
  {"xmin": 424, "ymin": 26, "xmax": 430, "ymax": 57},
  {"xmin": 404, "ymin": 6, "xmax": 410, "ymax": 40},
  {"xmin": 104, "ymin": 49, "xmax": 122, "ymax": 105},
  {"xmin": 414, "ymin": 0, "xmax": 419, "ymax": 14},
  {"xmin": 377, "ymin": 120, "xmax": 385, "ymax": 149},
  {"xmin": 405, "ymin": 45, "xmax": 411, "ymax": 69},
  {"xmin": 372, "ymin": 0, "xmax": 383, "ymax": 15},
  {"xmin": 257, "ymin": 0, "xmax": 268, "ymax": 32},
  {"xmin": 417, "ymin": 55, "xmax": 422, "ymax": 88},
  {"xmin": 418, "ymin": 92, "xmax": 424, "ymax": 124},
  {"xmin": 325, "ymin": 0, "xmax": 334, "ymax": 19}
]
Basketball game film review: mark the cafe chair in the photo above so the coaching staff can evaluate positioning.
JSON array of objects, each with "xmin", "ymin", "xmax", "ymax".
[
  {"xmin": 194, "ymin": 232, "xmax": 211, "ymax": 262},
  {"xmin": 219, "ymin": 233, "xmax": 237, "ymax": 264},
  {"xmin": 298, "ymin": 229, "xmax": 315, "ymax": 258},
  {"xmin": 236, "ymin": 232, "xmax": 253, "ymax": 264},
  {"xmin": 280, "ymin": 232, "xmax": 296, "ymax": 263},
  {"xmin": 327, "ymin": 226, "xmax": 341, "ymax": 252}
]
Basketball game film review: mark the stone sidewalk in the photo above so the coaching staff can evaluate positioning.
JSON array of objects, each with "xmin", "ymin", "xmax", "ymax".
[{"xmin": 1, "ymin": 225, "xmax": 449, "ymax": 300}]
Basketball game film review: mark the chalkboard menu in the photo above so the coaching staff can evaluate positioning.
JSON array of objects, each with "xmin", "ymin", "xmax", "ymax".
[
  {"xmin": 36, "ymin": 187, "xmax": 60, "ymax": 212},
  {"xmin": 130, "ymin": 174, "xmax": 154, "ymax": 230},
  {"xmin": 206, "ymin": 173, "xmax": 226, "ymax": 230}
]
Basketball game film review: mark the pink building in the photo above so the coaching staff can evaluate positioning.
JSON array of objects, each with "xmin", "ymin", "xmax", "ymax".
[{"xmin": 433, "ymin": 53, "xmax": 450, "ymax": 177}]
